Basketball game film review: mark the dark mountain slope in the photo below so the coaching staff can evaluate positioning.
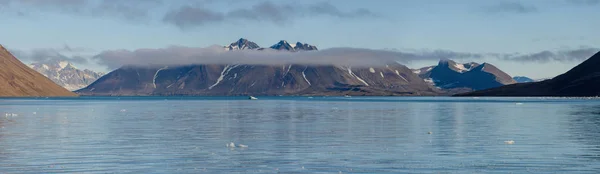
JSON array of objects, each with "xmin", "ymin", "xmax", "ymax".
[
  {"xmin": 458, "ymin": 51, "xmax": 600, "ymax": 97},
  {"xmin": 0, "ymin": 45, "xmax": 77, "ymax": 97}
]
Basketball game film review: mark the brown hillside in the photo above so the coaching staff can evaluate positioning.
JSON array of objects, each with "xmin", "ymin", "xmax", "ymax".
[{"xmin": 0, "ymin": 45, "xmax": 77, "ymax": 97}]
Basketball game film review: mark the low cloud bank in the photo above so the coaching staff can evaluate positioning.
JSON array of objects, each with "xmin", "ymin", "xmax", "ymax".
[{"xmin": 92, "ymin": 46, "xmax": 483, "ymax": 69}]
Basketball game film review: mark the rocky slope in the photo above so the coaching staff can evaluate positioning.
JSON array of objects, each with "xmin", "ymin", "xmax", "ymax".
[
  {"xmin": 457, "ymin": 51, "xmax": 600, "ymax": 97},
  {"xmin": 0, "ymin": 45, "xmax": 77, "ymax": 97},
  {"xmin": 30, "ymin": 60, "xmax": 104, "ymax": 91},
  {"xmin": 414, "ymin": 60, "xmax": 516, "ymax": 90},
  {"xmin": 77, "ymin": 38, "xmax": 440, "ymax": 96}
]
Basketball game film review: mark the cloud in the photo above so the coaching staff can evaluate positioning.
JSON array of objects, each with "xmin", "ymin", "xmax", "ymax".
[
  {"xmin": 486, "ymin": 2, "xmax": 538, "ymax": 14},
  {"xmin": 9, "ymin": 45, "xmax": 94, "ymax": 65},
  {"xmin": 307, "ymin": 2, "xmax": 377, "ymax": 18},
  {"xmin": 92, "ymin": 0, "xmax": 163, "ymax": 22},
  {"xmin": 91, "ymin": 43, "xmax": 600, "ymax": 70},
  {"xmin": 60, "ymin": 44, "xmax": 93, "ymax": 52},
  {"xmin": 499, "ymin": 47, "xmax": 600, "ymax": 62},
  {"xmin": 14, "ymin": 49, "xmax": 89, "ymax": 64},
  {"xmin": 163, "ymin": 1, "xmax": 379, "ymax": 29},
  {"xmin": 567, "ymin": 0, "xmax": 600, "ymax": 5},
  {"xmin": 2, "ymin": 0, "xmax": 378, "ymax": 28},
  {"xmin": 0, "ymin": 0, "xmax": 161, "ymax": 22},
  {"xmin": 92, "ymin": 46, "xmax": 482, "ymax": 69}
]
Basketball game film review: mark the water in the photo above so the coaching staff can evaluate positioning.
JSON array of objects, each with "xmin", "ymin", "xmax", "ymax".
[{"xmin": 0, "ymin": 97, "xmax": 600, "ymax": 173}]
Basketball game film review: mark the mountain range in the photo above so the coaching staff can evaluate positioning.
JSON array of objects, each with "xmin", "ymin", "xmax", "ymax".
[
  {"xmin": 0, "ymin": 45, "xmax": 77, "ymax": 97},
  {"xmin": 458, "ymin": 51, "xmax": 600, "ymax": 97},
  {"xmin": 413, "ymin": 60, "xmax": 516, "ymax": 91},
  {"xmin": 29, "ymin": 60, "xmax": 104, "ymax": 91},
  {"xmin": 76, "ymin": 38, "xmax": 441, "ymax": 96}
]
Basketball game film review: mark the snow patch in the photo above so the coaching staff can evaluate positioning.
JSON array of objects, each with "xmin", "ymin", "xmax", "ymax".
[
  {"xmin": 380, "ymin": 72, "xmax": 384, "ymax": 78},
  {"xmin": 153, "ymin": 66, "xmax": 168, "ymax": 88},
  {"xmin": 369, "ymin": 67, "xmax": 375, "ymax": 73},
  {"xmin": 284, "ymin": 65, "xmax": 292, "ymax": 76},
  {"xmin": 302, "ymin": 67, "xmax": 311, "ymax": 86},
  {"xmin": 393, "ymin": 70, "xmax": 407, "ymax": 82},
  {"xmin": 209, "ymin": 65, "xmax": 238, "ymax": 90},
  {"xmin": 42, "ymin": 64, "xmax": 49, "ymax": 70},
  {"xmin": 346, "ymin": 67, "xmax": 369, "ymax": 86},
  {"xmin": 412, "ymin": 69, "xmax": 421, "ymax": 74},
  {"xmin": 398, "ymin": 74, "xmax": 408, "ymax": 82},
  {"xmin": 453, "ymin": 63, "xmax": 467, "ymax": 72},
  {"xmin": 424, "ymin": 78, "xmax": 434, "ymax": 84},
  {"xmin": 58, "ymin": 61, "xmax": 68, "ymax": 70}
]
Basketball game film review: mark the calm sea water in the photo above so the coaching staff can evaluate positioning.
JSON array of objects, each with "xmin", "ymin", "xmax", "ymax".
[{"xmin": 0, "ymin": 97, "xmax": 599, "ymax": 173}]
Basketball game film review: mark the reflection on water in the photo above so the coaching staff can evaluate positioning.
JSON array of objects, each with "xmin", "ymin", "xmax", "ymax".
[
  {"xmin": 567, "ymin": 104, "xmax": 600, "ymax": 162},
  {"xmin": 0, "ymin": 97, "xmax": 599, "ymax": 173}
]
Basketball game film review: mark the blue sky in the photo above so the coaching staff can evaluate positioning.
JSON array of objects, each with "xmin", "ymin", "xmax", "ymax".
[{"xmin": 0, "ymin": 0, "xmax": 599, "ymax": 79}]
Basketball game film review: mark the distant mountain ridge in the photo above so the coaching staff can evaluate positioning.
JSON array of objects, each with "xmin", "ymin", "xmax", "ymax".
[
  {"xmin": 77, "ymin": 38, "xmax": 440, "ymax": 96},
  {"xmin": 225, "ymin": 38, "xmax": 318, "ymax": 51},
  {"xmin": 225, "ymin": 38, "xmax": 260, "ymax": 50},
  {"xmin": 29, "ymin": 60, "xmax": 104, "ymax": 91},
  {"xmin": 413, "ymin": 60, "xmax": 516, "ymax": 90},
  {"xmin": 513, "ymin": 76, "xmax": 535, "ymax": 83},
  {"xmin": 0, "ymin": 44, "xmax": 77, "ymax": 97},
  {"xmin": 458, "ymin": 51, "xmax": 600, "ymax": 96}
]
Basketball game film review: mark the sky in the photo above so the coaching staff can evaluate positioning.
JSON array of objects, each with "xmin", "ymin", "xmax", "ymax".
[{"xmin": 0, "ymin": 0, "xmax": 599, "ymax": 79}]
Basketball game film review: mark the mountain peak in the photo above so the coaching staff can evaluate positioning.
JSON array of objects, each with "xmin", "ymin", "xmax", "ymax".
[
  {"xmin": 294, "ymin": 42, "xmax": 318, "ymax": 51},
  {"xmin": 270, "ymin": 40, "xmax": 295, "ymax": 51},
  {"xmin": 29, "ymin": 59, "xmax": 104, "ymax": 91},
  {"xmin": 226, "ymin": 38, "xmax": 260, "ymax": 50}
]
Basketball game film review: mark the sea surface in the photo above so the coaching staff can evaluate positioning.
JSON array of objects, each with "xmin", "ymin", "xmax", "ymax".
[{"xmin": 0, "ymin": 96, "xmax": 599, "ymax": 173}]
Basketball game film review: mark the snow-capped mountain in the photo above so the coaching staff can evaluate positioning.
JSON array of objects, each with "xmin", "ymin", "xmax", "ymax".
[
  {"xmin": 269, "ymin": 40, "xmax": 318, "ymax": 51},
  {"xmin": 225, "ymin": 38, "xmax": 260, "ymax": 50},
  {"xmin": 29, "ymin": 60, "xmax": 104, "ymax": 91},
  {"xmin": 414, "ymin": 60, "xmax": 515, "ymax": 90},
  {"xmin": 77, "ymin": 38, "xmax": 440, "ymax": 96},
  {"xmin": 293, "ymin": 42, "xmax": 318, "ymax": 51},
  {"xmin": 270, "ymin": 40, "xmax": 297, "ymax": 51}
]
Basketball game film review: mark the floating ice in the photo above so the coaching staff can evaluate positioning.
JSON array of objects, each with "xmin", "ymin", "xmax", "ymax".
[{"xmin": 504, "ymin": 140, "xmax": 515, "ymax": 144}]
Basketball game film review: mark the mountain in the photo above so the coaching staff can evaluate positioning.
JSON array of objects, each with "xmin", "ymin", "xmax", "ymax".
[
  {"xmin": 457, "ymin": 51, "xmax": 600, "ymax": 97},
  {"xmin": 415, "ymin": 60, "xmax": 515, "ymax": 90},
  {"xmin": 225, "ymin": 38, "xmax": 260, "ymax": 50},
  {"xmin": 513, "ymin": 76, "xmax": 535, "ymax": 83},
  {"xmin": 29, "ymin": 60, "xmax": 104, "ymax": 91},
  {"xmin": 270, "ymin": 40, "xmax": 296, "ymax": 51},
  {"xmin": 76, "ymin": 39, "xmax": 440, "ymax": 96},
  {"xmin": 293, "ymin": 42, "xmax": 318, "ymax": 51},
  {"xmin": 269, "ymin": 40, "xmax": 318, "ymax": 51},
  {"xmin": 0, "ymin": 45, "xmax": 77, "ymax": 97}
]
